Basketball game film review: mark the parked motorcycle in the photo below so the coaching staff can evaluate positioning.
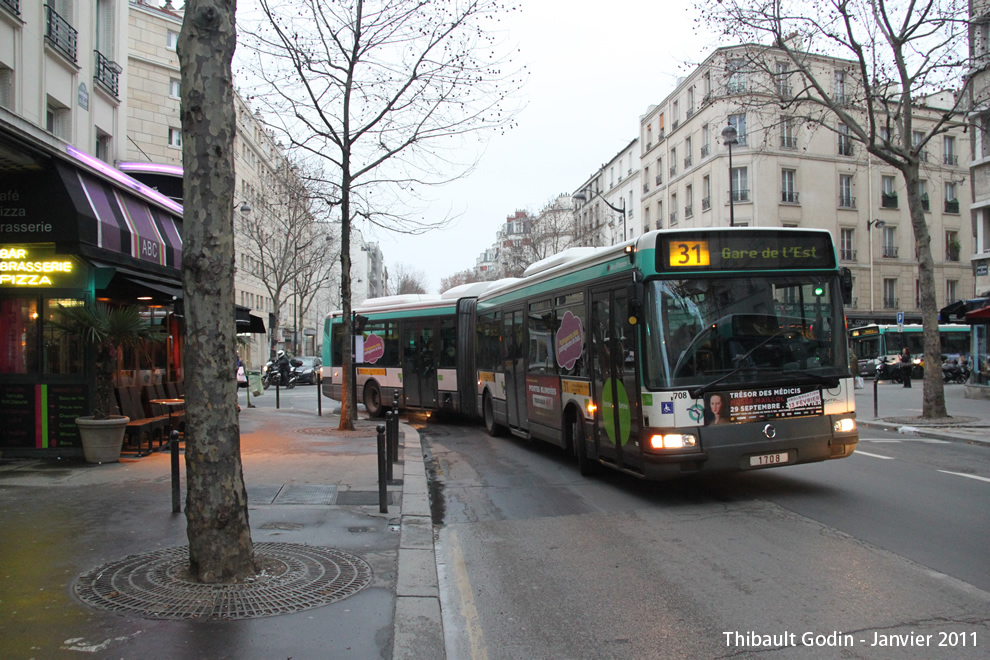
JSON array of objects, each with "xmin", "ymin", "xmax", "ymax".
[{"xmin": 942, "ymin": 359, "xmax": 970, "ymax": 384}]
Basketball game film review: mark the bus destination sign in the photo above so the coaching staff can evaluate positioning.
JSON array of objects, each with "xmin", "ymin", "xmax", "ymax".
[{"xmin": 659, "ymin": 230, "xmax": 835, "ymax": 271}]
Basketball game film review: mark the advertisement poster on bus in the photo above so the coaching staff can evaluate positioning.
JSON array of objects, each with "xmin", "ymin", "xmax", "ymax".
[
  {"xmin": 555, "ymin": 311, "xmax": 584, "ymax": 370},
  {"xmin": 525, "ymin": 374, "xmax": 561, "ymax": 425},
  {"xmin": 705, "ymin": 385, "xmax": 823, "ymax": 425},
  {"xmin": 361, "ymin": 334, "xmax": 384, "ymax": 363}
]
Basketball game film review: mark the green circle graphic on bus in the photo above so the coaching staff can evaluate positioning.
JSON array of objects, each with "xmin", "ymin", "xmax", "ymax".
[{"xmin": 600, "ymin": 379, "xmax": 631, "ymax": 446}]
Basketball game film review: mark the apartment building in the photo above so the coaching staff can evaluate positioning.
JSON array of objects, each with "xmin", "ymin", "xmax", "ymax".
[
  {"xmin": 124, "ymin": 0, "xmax": 337, "ymax": 365},
  {"xmin": 970, "ymin": 2, "xmax": 990, "ymax": 297},
  {"xmin": 572, "ymin": 139, "xmax": 640, "ymax": 246},
  {"xmin": 639, "ymin": 45, "xmax": 973, "ymax": 326},
  {"xmin": 1, "ymin": 1, "xmax": 192, "ymax": 452}
]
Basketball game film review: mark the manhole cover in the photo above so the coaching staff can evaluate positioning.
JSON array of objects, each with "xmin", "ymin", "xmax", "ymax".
[{"xmin": 74, "ymin": 542, "xmax": 371, "ymax": 620}]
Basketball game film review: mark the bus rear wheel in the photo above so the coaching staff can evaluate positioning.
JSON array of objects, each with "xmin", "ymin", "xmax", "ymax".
[
  {"xmin": 484, "ymin": 393, "xmax": 504, "ymax": 437},
  {"xmin": 364, "ymin": 382, "xmax": 384, "ymax": 418}
]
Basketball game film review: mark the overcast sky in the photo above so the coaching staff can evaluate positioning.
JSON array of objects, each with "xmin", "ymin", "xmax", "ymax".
[{"xmin": 364, "ymin": 2, "xmax": 716, "ymax": 293}]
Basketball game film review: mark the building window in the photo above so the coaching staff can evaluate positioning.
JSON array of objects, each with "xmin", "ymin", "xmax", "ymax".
[
  {"xmin": 881, "ymin": 175, "xmax": 897, "ymax": 208},
  {"xmin": 685, "ymin": 184, "xmax": 694, "ymax": 218},
  {"xmin": 167, "ymin": 30, "xmax": 180, "ymax": 50},
  {"xmin": 944, "ymin": 182, "xmax": 959, "ymax": 213},
  {"xmin": 168, "ymin": 127, "xmax": 182, "ymax": 148},
  {"xmin": 781, "ymin": 169, "xmax": 798, "ymax": 203},
  {"xmin": 918, "ymin": 180, "xmax": 929, "ymax": 211},
  {"xmin": 834, "ymin": 69, "xmax": 848, "ymax": 104},
  {"xmin": 946, "ymin": 230, "xmax": 960, "ymax": 261},
  {"xmin": 944, "ymin": 135, "xmax": 957, "ymax": 166},
  {"xmin": 776, "ymin": 61, "xmax": 791, "ymax": 97},
  {"xmin": 684, "ymin": 136, "xmax": 692, "ymax": 169},
  {"xmin": 727, "ymin": 58, "xmax": 746, "ymax": 94},
  {"xmin": 730, "ymin": 167, "xmax": 748, "ymax": 202},
  {"xmin": 838, "ymin": 123, "xmax": 853, "ymax": 156},
  {"xmin": 95, "ymin": 131, "xmax": 110, "ymax": 163},
  {"xmin": 883, "ymin": 225, "xmax": 898, "ymax": 258},
  {"xmin": 728, "ymin": 113, "xmax": 747, "ymax": 146},
  {"xmin": 781, "ymin": 116, "xmax": 797, "ymax": 149},
  {"xmin": 883, "ymin": 278, "xmax": 898, "ymax": 309},
  {"xmin": 839, "ymin": 174, "xmax": 855, "ymax": 208},
  {"xmin": 0, "ymin": 66, "xmax": 12, "ymax": 110},
  {"xmin": 947, "ymin": 279, "xmax": 958, "ymax": 303},
  {"xmin": 46, "ymin": 100, "xmax": 70, "ymax": 139},
  {"xmin": 656, "ymin": 200, "xmax": 663, "ymax": 229},
  {"xmin": 840, "ymin": 228, "xmax": 856, "ymax": 261},
  {"xmin": 702, "ymin": 175, "xmax": 711, "ymax": 211},
  {"xmin": 670, "ymin": 193, "xmax": 678, "ymax": 226},
  {"xmin": 701, "ymin": 124, "xmax": 710, "ymax": 157},
  {"xmin": 170, "ymin": 78, "xmax": 181, "ymax": 98},
  {"xmin": 670, "ymin": 147, "xmax": 677, "ymax": 176}
]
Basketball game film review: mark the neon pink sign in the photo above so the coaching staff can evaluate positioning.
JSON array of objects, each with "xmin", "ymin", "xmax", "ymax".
[
  {"xmin": 362, "ymin": 334, "xmax": 384, "ymax": 363},
  {"xmin": 555, "ymin": 311, "xmax": 584, "ymax": 370}
]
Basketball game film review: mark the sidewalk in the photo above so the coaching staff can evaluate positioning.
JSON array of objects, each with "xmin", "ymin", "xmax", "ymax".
[
  {"xmin": 0, "ymin": 396, "xmax": 444, "ymax": 659},
  {"xmin": 854, "ymin": 380, "xmax": 990, "ymax": 446}
]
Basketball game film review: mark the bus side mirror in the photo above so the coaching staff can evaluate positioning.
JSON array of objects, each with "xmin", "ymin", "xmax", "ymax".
[{"xmin": 840, "ymin": 267, "xmax": 853, "ymax": 304}]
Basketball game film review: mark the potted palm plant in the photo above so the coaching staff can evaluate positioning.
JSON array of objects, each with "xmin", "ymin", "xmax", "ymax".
[{"xmin": 54, "ymin": 302, "xmax": 165, "ymax": 463}]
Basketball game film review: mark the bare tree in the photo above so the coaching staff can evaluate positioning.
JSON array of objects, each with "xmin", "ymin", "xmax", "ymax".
[
  {"xmin": 389, "ymin": 263, "xmax": 429, "ymax": 295},
  {"xmin": 440, "ymin": 269, "xmax": 477, "ymax": 293},
  {"xmin": 241, "ymin": 0, "xmax": 523, "ymax": 429},
  {"xmin": 178, "ymin": 0, "xmax": 256, "ymax": 582},
  {"xmin": 696, "ymin": 0, "xmax": 979, "ymax": 419}
]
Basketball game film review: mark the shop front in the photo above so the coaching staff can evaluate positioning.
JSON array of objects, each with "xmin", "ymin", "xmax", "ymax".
[{"xmin": 1, "ymin": 137, "xmax": 184, "ymax": 456}]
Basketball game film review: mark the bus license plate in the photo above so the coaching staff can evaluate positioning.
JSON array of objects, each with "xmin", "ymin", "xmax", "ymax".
[{"xmin": 750, "ymin": 452, "xmax": 789, "ymax": 467}]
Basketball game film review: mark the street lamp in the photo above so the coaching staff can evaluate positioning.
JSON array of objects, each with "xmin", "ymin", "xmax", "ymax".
[
  {"xmin": 721, "ymin": 123, "xmax": 738, "ymax": 227},
  {"xmin": 867, "ymin": 218, "xmax": 886, "ymax": 313},
  {"xmin": 572, "ymin": 190, "xmax": 627, "ymax": 243}
]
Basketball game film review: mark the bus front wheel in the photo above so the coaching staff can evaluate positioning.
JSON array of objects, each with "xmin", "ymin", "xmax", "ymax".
[
  {"xmin": 572, "ymin": 415, "xmax": 600, "ymax": 476},
  {"xmin": 364, "ymin": 382, "xmax": 384, "ymax": 418},
  {"xmin": 484, "ymin": 393, "xmax": 505, "ymax": 437}
]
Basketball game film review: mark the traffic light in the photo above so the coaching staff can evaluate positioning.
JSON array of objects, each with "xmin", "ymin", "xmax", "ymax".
[{"xmin": 352, "ymin": 314, "xmax": 369, "ymax": 333}]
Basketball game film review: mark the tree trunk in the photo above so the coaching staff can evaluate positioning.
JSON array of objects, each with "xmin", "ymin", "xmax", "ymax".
[
  {"xmin": 902, "ymin": 162, "xmax": 948, "ymax": 418},
  {"xmin": 179, "ymin": 0, "xmax": 257, "ymax": 583}
]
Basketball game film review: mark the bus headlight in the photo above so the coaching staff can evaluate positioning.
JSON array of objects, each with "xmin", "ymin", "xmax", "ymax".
[
  {"xmin": 833, "ymin": 418, "xmax": 856, "ymax": 433},
  {"xmin": 649, "ymin": 433, "xmax": 697, "ymax": 449}
]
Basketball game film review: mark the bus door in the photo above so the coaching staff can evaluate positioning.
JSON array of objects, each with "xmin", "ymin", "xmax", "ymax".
[
  {"xmin": 590, "ymin": 286, "xmax": 641, "ymax": 471},
  {"xmin": 402, "ymin": 321, "xmax": 437, "ymax": 408},
  {"xmin": 503, "ymin": 309, "xmax": 526, "ymax": 428}
]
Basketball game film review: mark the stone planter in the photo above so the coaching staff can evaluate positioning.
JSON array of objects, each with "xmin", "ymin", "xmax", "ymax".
[{"xmin": 76, "ymin": 416, "xmax": 129, "ymax": 464}]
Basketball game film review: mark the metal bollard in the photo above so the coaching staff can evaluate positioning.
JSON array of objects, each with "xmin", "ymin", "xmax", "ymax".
[
  {"xmin": 389, "ymin": 405, "xmax": 399, "ymax": 465},
  {"xmin": 873, "ymin": 375, "xmax": 879, "ymax": 419},
  {"xmin": 170, "ymin": 430, "xmax": 181, "ymax": 513},
  {"xmin": 377, "ymin": 424, "xmax": 388, "ymax": 513},
  {"xmin": 275, "ymin": 380, "xmax": 280, "ymax": 409},
  {"xmin": 385, "ymin": 410, "xmax": 394, "ymax": 481},
  {"xmin": 317, "ymin": 373, "xmax": 322, "ymax": 416}
]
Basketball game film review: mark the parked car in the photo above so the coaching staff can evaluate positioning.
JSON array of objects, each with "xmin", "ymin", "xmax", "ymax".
[{"xmin": 292, "ymin": 356, "xmax": 322, "ymax": 385}]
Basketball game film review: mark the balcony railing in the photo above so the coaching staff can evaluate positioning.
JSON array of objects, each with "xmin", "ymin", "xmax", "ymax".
[
  {"xmin": 921, "ymin": 197, "xmax": 930, "ymax": 211},
  {"xmin": 883, "ymin": 297, "xmax": 899, "ymax": 309},
  {"xmin": 669, "ymin": 212, "xmax": 678, "ymax": 225},
  {"xmin": 838, "ymin": 140, "xmax": 854, "ymax": 156},
  {"xmin": 643, "ymin": 183, "xmax": 649, "ymax": 194},
  {"xmin": 672, "ymin": 119, "xmax": 680, "ymax": 130},
  {"xmin": 946, "ymin": 248, "xmax": 961, "ymax": 262},
  {"xmin": 686, "ymin": 106, "xmax": 695, "ymax": 118},
  {"xmin": 670, "ymin": 165, "xmax": 677, "ymax": 177},
  {"xmin": 702, "ymin": 196, "xmax": 711, "ymax": 211},
  {"xmin": 944, "ymin": 154, "xmax": 958, "ymax": 166},
  {"xmin": 94, "ymin": 51, "xmax": 122, "ymax": 98},
  {"xmin": 781, "ymin": 190, "xmax": 800, "ymax": 204},
  {"xmin": 685, "ymin": 205, "xmax": 693, "ymax": 218},
  {"xmin": 700, "ymin": 144, "xmax": 709, "ymax": 158},
  {"xmin": 881, "ymin": 193, "xmax": 898, "ymax": 209},
  {"xmin": 730, "ymin": 189, "xmax": 750, "ymax": 202},
  {"xmin": 45, "ymin": 4, "xmax": 78, "ymax": 62},
  {"xmin": 1, "ymin": 0, "xmax": 20, "ymax": 16},
  {"xmin": 777, "ymin": 84, "xmax": 792, "ymax": 98},
  {"xmin": 727, "ymin": 81, "xmax": 747, "ymax": 94},
  {"xmin": 883, "ymin": 245, "xmax": 899, "ymax": 258},
  {"xmin": 945, "ymin": 199, "xmax": 960, "ymax": 213},
  {"xmin": 781, "ymin": 136, "xmax": 798, "ymax": 149},
  {"xmin": 684, "ymin": 156, "xmax": 692, "ymax": 168},
  {"xmin": 655, "ymin": 175, "xmax": 662, "ymax": 186},
  {"xmin": 840, "ymin": 249, "xmax": 857, "ymax": 261},
  {"xmin": 839, "ymin": 195, "xmax": 856, "ymax": 209}
]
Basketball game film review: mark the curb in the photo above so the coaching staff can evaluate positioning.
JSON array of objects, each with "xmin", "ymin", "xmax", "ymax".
[
  {"xmin": 858, "ymin": 419, "xmax": 990, "ymax": 448},
  {"xmin": 393, "ymin": 423, "xmax": 445, "ymax": 659}
]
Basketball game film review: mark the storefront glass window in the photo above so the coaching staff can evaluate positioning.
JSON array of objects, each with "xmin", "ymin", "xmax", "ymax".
[
  {"xmin": 44, "ymin": 299, "xmax": 86, "ymax": 374},
  {"xmin": 0, "ymin": 298, "xmax": 40, "ymax": 374}
]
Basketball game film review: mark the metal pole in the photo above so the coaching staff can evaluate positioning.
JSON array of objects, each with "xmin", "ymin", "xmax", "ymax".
[
  {"xmin": 873, "ymin": 371, "xmax": 879, "ymax": 418},
  {"xmin": 377, "ymin": 424, "xmax": 388, "ymax": 513},
  {"xmin": 317, "ymin": 372, "xmax": 322, "ymax": 416},
  {"xmin": 170, "ymin": 430, "xmax": 181, "ymax": 513},
  {"xmin": 391, "ymin": 391, "xmax": 400, "ymax": 466},
  {"xmin": 385, "ymin": 410, "xmax": 394, "ymax": 481},
  {"xmin": 275, "ymin": 379, "xmax": 280, "ymax": 409},
  {"xmin": 727, "ymin": 142, "xmax": 735, "ymax": 227}
]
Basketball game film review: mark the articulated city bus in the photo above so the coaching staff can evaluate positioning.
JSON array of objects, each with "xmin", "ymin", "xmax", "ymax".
[
  {"xmin": 324, "ymin": 228, "xmax": 859, "ymax": 480},
  {"xmin": 849, "ymin": 323, "xmax": 971, "ymax": 379}
]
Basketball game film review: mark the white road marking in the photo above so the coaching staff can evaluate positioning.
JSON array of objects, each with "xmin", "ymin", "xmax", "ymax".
[
  {"xmin": 854, "ymin": 450, "xmax": 895, "ymax": 460},
  {"xmin": 937, "ymin": 470, "xmax": 990, "ymax": 484}
]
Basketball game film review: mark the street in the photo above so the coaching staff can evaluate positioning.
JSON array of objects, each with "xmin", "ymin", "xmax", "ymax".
[{"xmin": 418, "ymin": 417, "xmax": 990, "ymax": 659}]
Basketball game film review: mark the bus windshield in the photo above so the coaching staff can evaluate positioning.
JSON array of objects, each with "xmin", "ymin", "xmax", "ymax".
[{"xmin": 643, "ymin": 275, "xmax": 847, "ymax": 390}]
